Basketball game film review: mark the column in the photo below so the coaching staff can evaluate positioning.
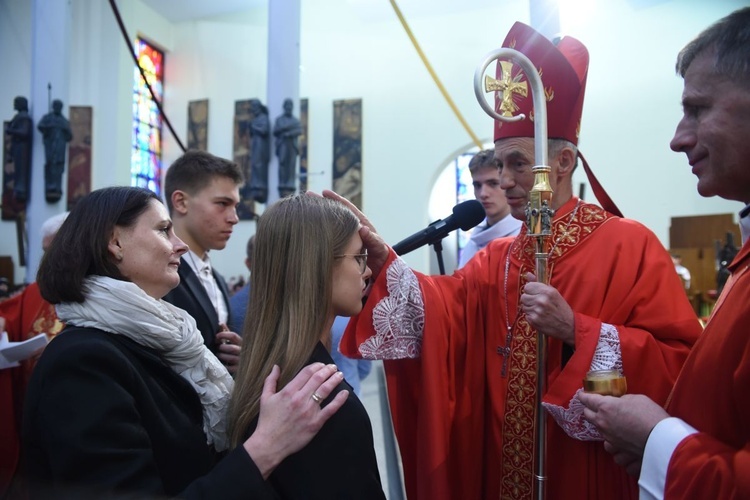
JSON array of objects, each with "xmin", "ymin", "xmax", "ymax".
[
  {"xmin": 265, "ymin": 0, "xmax": 301, "ymax": 206},
  {"xmin": 25, "ymin": 0, "xmax": 71, "ymax": 282}
]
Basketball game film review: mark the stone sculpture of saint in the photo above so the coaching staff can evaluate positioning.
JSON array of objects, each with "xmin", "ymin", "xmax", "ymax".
[
  {"xmin": 5, "ymin": 96, "xmax": 33, "ymax": 202},
  {"xmin": 248, "ymin": 99, "xmax": 270, "ymax": 204},
  {"xmin": 273, "ymin": 98, "xmax": 303, "ymax": 198},
  {"xmin": 37, "ymin": 99, "xmax": 72, "ymax": 203}
]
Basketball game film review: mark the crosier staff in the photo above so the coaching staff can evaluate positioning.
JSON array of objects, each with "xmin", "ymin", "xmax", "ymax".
[{"xmin": 474, "ymin": 48, "xmax": 553, "ymax": 500}]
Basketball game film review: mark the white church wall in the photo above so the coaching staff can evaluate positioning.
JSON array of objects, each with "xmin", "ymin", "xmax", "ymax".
[
  {"xmin": 0, "ymin": 0, "xmax": 746, "ymax": 284},
  {"xmin": 298, "ymin": 1, "xmax": 529, "ymax": 275},
  {"xmin": 160, "ymin": 7, "xmax": 269, "ymax": 278},
  {"xmin": 566, "ymin": 0, "xmax": 745, "ymax": 245},
  {"xmin": 296, "ymin": 0, "xmax": 746, "ymax": 277}
]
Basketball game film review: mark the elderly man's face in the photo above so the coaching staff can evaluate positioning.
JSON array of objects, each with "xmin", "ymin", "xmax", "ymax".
[
  {"xmin": 670, "ymin": 51, "xmax": 750, "ymax": 203},
  {"xmin": 494, "ymin": 137, "xmax": 572, "ymax": 221}
]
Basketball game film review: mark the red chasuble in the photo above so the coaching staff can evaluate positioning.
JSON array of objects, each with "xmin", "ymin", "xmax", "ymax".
[
  {"xmin": 664, "ymin": 238, "xmax": 750, "ymax": 499},
  {"xmin": 0, "ymin": 283, "xmax": 63, "ymax": 495},
  {"xmin": 342, "ymin": 198, "xmax": 701, "ymax": 500}
]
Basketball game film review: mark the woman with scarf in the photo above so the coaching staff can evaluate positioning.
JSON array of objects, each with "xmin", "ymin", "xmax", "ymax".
[{"xmin": 20, "ymin": 186, "xmax": 347, "ymax": 499}]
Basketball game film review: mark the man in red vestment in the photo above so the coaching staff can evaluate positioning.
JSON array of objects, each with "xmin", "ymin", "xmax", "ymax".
[
  {"xmin": 579, "ymin": 8, "xmax": 750, "ymax": 499},
  {"xmin": 0, "ymin": 213, "xmax": 67, "ymax": 496},
  {"xmin": 327, "ymin": 21, "xmax": 701, "ymax": 500}
]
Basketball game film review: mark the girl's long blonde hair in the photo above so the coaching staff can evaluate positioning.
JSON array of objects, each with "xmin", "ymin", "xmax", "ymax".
[{"xmin": 228, "ymin": 194, "xmax": 360, "ymax": 446}]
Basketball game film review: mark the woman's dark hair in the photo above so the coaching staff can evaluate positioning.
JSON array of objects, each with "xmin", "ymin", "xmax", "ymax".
[{"xmin": 37, "ymin": 186, "xmax": 159, "ymax": 304}]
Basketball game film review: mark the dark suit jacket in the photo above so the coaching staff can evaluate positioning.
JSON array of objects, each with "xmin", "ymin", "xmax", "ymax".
[
  {"xmin": 163, "ymin": 259, "xmax": 232, "ymax": 352},
  {"xmin": 21, "ymin": 326, "xmax": 272, "ymax": 499}
]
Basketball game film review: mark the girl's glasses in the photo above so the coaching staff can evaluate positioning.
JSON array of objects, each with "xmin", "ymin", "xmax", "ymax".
[{"xmin": 334, "ymin": 252, "xmax": 368, "ymax": 274}]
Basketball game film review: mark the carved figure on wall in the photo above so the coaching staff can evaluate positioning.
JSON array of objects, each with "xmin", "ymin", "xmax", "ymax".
[
  {"xmin": 233, "ymin": 99, "xmax": 257, "ymax": 220},
  {"xmin": 66, "ymin": 106, "xmax": 93, "ymax": 212},
  {"xmin": 332, "ymin": 99, "xmax": 362, "ymax": 209},
  {"xmin": 5, "ymin": 96, "xmax": 33, "ymax": 202},
  {"xmin": 248, "ymin": 99, "xmax": 270, "ymax": 204},
  {"xmin": 37, "ymin": 99, "xmax": 72, "ymax": 203},
  {"xmin": 274, "ymin": 98, "xmax": 303, "ymax": 198},
  {"xmin": 187, "ymin": 99, "xmax": 209, "ymax": 151}
]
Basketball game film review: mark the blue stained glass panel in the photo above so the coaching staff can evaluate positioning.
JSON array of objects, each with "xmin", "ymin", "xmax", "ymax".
[{"xmin": 131, "ymin": 37, "xmax": 164, "ymax": 195}]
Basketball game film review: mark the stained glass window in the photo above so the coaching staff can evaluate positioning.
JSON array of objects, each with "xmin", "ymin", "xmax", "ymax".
[{"xmin": 131, "ymin": 38, "xmax": 164, "ymax": 195}]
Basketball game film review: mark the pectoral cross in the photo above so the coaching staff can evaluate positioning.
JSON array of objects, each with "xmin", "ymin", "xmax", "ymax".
[
  {"xmin": 497, "ymin": 326, "xmax": 513, "ymax": 377},
  {"xmin": 484, "ymin": 61, "xmax": 528, "ymax": 117}
]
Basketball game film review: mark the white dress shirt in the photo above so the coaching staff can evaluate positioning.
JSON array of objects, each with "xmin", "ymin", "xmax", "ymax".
[{"xmin": 183, "ymin": 250, "xmax": 228, "ymax": 325}]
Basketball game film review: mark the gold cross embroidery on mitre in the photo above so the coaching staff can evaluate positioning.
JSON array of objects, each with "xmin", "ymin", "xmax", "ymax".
[{"xmin": 484, "ymin": 60, "xmax": 528, "ymax": 117}]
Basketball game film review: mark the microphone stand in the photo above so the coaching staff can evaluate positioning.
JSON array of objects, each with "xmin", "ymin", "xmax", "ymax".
[{"xmin": 432, "ymin": 239, "xmax": 446, "ymax": 275}]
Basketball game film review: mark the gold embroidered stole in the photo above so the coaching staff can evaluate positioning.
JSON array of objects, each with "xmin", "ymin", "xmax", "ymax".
[
  {"xmin": 499, "ymin": 201, "xmax": 611, "ymax": 499},
  {"xmin": 31, "ymin": 302, "xmax": 64, "ymax": 340}
]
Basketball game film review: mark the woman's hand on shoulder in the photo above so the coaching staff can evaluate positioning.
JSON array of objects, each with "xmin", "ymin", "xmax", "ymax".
[{"xmin": 243, "ymin": 363, "xmax": 347, "ymax": 478}]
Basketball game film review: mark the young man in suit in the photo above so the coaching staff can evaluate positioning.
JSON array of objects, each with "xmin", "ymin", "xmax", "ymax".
[{"xmin": 163, "ymin": 150, "xmax": 243, "ymax": 374}]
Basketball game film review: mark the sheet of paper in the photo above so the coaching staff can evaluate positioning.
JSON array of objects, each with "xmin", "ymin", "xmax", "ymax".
[
  {"xmin": 0, "ymin": 332, "xmax": 48, "ymax": 369},
  {"xmin": 0, "ymin": 332, "xmax": 15, "ymax": 369}
]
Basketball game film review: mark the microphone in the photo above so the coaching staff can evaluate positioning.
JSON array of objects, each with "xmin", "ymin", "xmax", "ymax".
[{"xmin": 392, "ymin": 200, "xmax": 485, "ymax": 256}]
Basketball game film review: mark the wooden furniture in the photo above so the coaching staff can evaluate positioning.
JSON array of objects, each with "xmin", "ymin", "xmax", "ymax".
[
  {"xmin": 0, "ymin": 255, "xmax": 13, "ymax": 286},
  {"xmin": 669, "ymin": 213, "xmax": 740, "ymax": 320}
]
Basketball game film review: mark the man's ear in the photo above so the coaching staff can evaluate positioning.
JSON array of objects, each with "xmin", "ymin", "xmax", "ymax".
[
  {"xmin": 555, "ymin": 146, "xmax": 576, "ymax": 179},
  {"xmin": 171, "ymin": 190, "xmax": 189, "ymax": 215}
]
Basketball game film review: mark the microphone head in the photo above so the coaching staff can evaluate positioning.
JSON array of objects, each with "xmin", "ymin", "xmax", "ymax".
[{"xmin": 452, "ymin": 200, "xmax": 486, "ymax": 231}]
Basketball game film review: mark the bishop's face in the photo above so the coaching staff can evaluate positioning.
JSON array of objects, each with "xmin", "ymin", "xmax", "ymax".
[{"xmin": 495, "ymin": 137, "xmax": 567, "ymax": 221}]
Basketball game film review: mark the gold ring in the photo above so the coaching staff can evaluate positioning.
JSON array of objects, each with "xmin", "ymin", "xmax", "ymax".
[{"xmin": 311, "ymin": 392, "xmax": 323, "ymax": 404}]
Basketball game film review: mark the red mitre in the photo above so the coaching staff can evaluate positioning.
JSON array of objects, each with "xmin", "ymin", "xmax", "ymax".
[
  {"xmin": 493, "ymin": 21, "xmax": 587, "ymax": 144},
  {"xmin": 492, "ymin": 22, "xmax": 622, "ymax": 217}
]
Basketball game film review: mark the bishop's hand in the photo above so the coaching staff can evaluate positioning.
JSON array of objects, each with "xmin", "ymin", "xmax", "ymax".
[
  {"xmin": 520, "ymin": 272, "xmax": 575, "ymax": 345},
  {"xmin": 321, "ymin": 189, "xmax": 389, "ymax": 279}
]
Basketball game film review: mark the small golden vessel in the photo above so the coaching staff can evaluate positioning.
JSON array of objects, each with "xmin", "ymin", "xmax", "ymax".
[{"xmin": 583, "ymin": 369, "xmax": 627, "ymax": 397}]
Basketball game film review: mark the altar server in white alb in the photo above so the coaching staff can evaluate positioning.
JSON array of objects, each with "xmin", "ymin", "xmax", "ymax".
[{"xmin": 458, "ymin": 149, "xmax": 522, "ymax": 268}]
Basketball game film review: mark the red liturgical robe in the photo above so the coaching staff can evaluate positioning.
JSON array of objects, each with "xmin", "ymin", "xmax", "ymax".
[
  {"xmin": 663, "ymin": 237, "xmax": 750, "ymax": 499},
  {"xmin": 342, "ymin": 198, "xmax": 701, "ymax": 500},
  {"xmin": 0, "ymin": 283, "xmax": 63, "ymax": 495}
]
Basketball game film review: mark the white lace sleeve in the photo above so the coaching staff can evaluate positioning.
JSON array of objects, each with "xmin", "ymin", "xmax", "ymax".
[
  {"xmin": 543, "ymin": 323, "xmax": 622, "ymax": 441},
  {"xmin": 358, "ymin": 258, "xmax": 425, "ymax": 360},
  {"xmin": 589, "ymin": 323, "xmax": 623, "ymax": 374}
]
